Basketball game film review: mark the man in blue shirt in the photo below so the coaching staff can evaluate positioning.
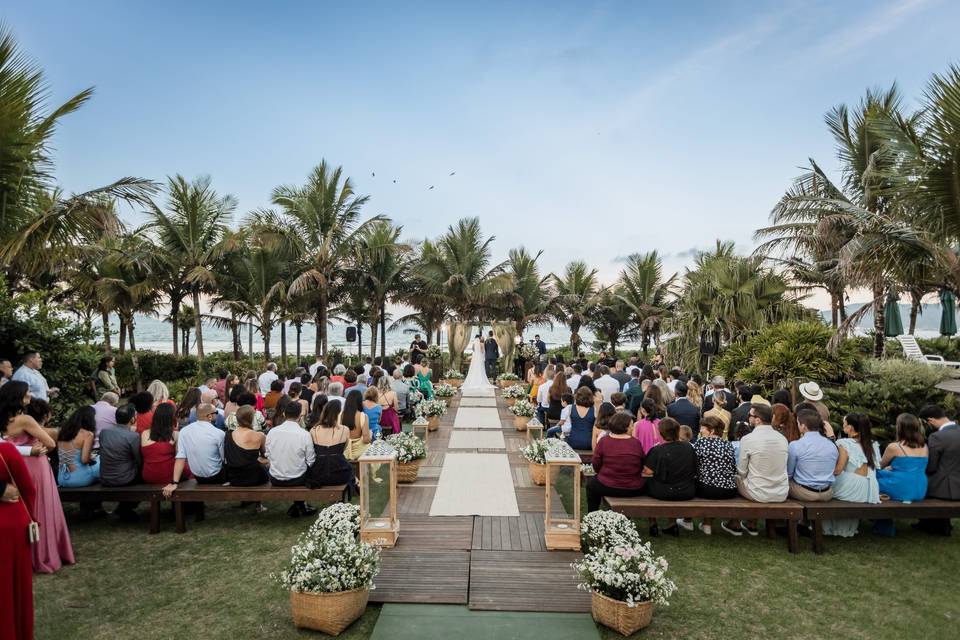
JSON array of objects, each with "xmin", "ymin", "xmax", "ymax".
[
  {"xmin": 787, "ymin": 410, "xmax": 839, "ymax": 502},
  {"xmin": 11, "ymin": 351, "xmax": 58, "ymax": 401}
]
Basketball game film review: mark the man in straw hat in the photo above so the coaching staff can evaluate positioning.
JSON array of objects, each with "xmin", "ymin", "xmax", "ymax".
[{"xmin": 798, "ymin": 381, "xmax": 830, "ymax": 422}]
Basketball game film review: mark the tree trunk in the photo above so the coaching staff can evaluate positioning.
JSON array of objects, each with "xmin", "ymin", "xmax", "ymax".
[
  {"xmin": 170, "ymin": 297, "xmax": 180, "ymax": 357},
  {"xmin": 262, "ymin": 324, "xmax": 271, "ymax": 362},
  {"xmin": 839, "ymin": 292, "xmax": 848, "ymax": 323},
  {"xmin": 318, "ymin": 289, "xmax": 329, "ymax": 358},
  {"xmin": 830, "ymin": 293, "xmax": 839, "ymax": 329},
  {"xmin": 570, "ymin": 320, "xmax": 581, "ymax": 357},
  {"xmin": 127, "ymin": 315, "xmax": 143, "ymax": 392},
  {"xmin": 192, "ymin": 290, "xmax": 205, "ymax": 359},
  {"xmin": 182, "ymin": 328, "xmax": 190, "ymax": 356},
  {"xmin": 280, "ymin": 321, "xmax": 287, "ymax": 368},
  {"xmin": 380, "ymin": 302, "xmax": 387, "ymax": 360},
  {"xmin": 231, "ymin": 311, "xmax": 241, "ymax": 360},
  {"xmin": 296, "ymin": 323, "xmax": 302, "ymax": 362},
  {"xmin": 909, "ymin": 291, "xmax": 922, "ymax": 335},
  {"xmin": 118, "ymin": 319, "xmax": 127, "ymax": 355},
  {"xmin": 248, "ymin": 322, "xmax": 253, "ymax": 365},
  {"xmin": 873, "ymin": 281, "xmax": 886, "ymax": 359},
  {"xmin": 357, "ymin": 324, "xmax": 363, "ymax": 358},
  {"xmin": 102, "ymin": 310, "xmax": 112, "ymax": 353}
]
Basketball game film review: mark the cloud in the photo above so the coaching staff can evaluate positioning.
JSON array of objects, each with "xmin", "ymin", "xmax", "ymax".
[{"xmin": 803, "ymin": 0, "xmax": 938, "ymax": 62}]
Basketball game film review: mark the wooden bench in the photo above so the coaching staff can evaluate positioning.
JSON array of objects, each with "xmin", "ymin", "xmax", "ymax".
[
  {"xmin": 802, "ymin": 499, "xmax": 960, "ymax": 554},
  {"xmin": 604, "ymin": 496, "xmax": 803, "ymax": 553},
  {"xmin": 59, "ymin": 484, "xmax": 165, "ymax": 534},
  {"xmin": 168, "ymin": 480, "xmax": 349, "ymax": 533},
  {"xmin": 575, "ymin": 450, "xmax": 593, "ymax": 464}
]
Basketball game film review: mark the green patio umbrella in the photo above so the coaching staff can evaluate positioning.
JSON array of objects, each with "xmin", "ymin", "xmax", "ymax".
[
  {"xmin": 883, "ymin": 292, "xmax": 904, "ymax": 337},
  {"xmin": 940, "ymin": 289, "xmax": 957, "ymax": 337}
]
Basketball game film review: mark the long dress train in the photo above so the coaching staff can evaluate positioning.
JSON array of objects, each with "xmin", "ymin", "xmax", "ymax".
[{"xmin": 462, "ymin": 339, "xmax": 495, "ymax": 393}]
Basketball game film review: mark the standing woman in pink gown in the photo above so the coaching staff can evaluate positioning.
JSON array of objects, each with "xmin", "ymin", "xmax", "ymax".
[{"xmin": 1, "ymin": 384, "xmax": 74, "ymax": 574}]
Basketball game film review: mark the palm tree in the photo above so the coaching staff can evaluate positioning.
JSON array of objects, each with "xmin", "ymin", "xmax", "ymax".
[
  {"xmin": 616, "ymin": 251, "xmax": 676, "ymax": 354},
  {"xmin": 501, "ymin": 247, "xmax": 552, "ymax": 336},
  {"xmin": 551, "ymin": 261, "xmax": 602, "ymax": 357},
  {"xmin": 146, "ymin": 175, "xmax": 236, "ymax": 360},
  {"xmin": 268, "ymin": 161, "xmax": 378, "ymax": 358},
  {"xmin": 587, "ymin": 288, "xmax": 635, "ymax": 357},
  {"xmin": 352, "ymin": 220, "xmax": 410, "ymax": 359}
]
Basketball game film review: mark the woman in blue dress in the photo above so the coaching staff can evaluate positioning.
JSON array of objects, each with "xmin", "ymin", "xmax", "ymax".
[
  {"xmin": 566, "ymin": 387, "xmax": 597, "ymax": 451},
  {"xmin": 878, "ymin": 413, "xmax": 928, "ymax": 502},
  {"xmin": 823, "ymin": 413, "xmax": 881, "ymax": 537},
  {"xmin": 362, "ymin": 386, "xmax": 384, "ymax": 440}
]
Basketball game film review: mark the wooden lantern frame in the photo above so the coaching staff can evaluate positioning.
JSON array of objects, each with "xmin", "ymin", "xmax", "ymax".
[
  {"xmin": 411, "ymin": 416, "xmax": 430, "ymax": 449},
  {"xmin": 359, "ymin": 440, "xmax": 399, "ymax": 547},
  {"xmin": 526, "ymin": 416, "xmax": 544, "ymax": 441},
  {"xmin": 544, "ymin": 440, "xmax": 582, "ymax": 551}
]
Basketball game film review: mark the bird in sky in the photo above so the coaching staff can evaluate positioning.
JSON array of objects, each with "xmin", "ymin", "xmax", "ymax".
[
  {"xmin": 449, "ymin": 171, "xmax": 455, "ymax": 176},
  {"xmin": 371, "ymin": 172, "xmax": 375, "ymax": 177},
  {"xmin": 428, "ymin": 185, "xmax": 434, "ymax": 190}
]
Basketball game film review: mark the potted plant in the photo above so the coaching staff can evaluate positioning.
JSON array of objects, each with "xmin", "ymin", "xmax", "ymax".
[
  {"xmin": 442, "ymin": 369, "xmax": 464, "ymax": 387},
  {"xmin": 509, "ymin": 398, "xmax": 535, "ymax": 430},
  {"xmin": 502, "ymin": 384, "xmax": 528, "ymax": 407},
  {"xmin": 518, "ymin": 342, "xmax": 540, "ymax": 363},
  {"xmin": 573, "ymin": 541, "xmax": 677, "ymax": 636},
  {"xmin": 496, "ymin": 372, "xmax": 520, "ymax": 388},
  {"xmin": 417, "ymin": 398, "xmax": 447, "ymax": 430},
  {"xmin": 580, "ymin": 511, "xmax": 642, "ymax": 553},
  {"xmin": 519, "ymin": 437, "xmax": 560, "ymax": 485},
  {"xmin": 275, "ymin": 503, "xmax": 381, "ymax": 636},
  {"xmin": 433, "ymin": 382, "xmax": 456, "ymax": 398},
  {"xmin": 387, "ymin": 431, "xmax": 426, "ymax": 483}
]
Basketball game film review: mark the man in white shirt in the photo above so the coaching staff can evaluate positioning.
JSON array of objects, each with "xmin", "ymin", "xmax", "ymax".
[
  {"xmin": 722, "ymin": 403, "xmax": 788, "ymax": 536},
  {"xmin": 567, "ymin": 364, "xmax": 583, "ymax": 390},
  {"xmin": 266, "ymin": 402, "xmax": 317, "ymax": 517},
  {"xmin": 308, "ymin": 356, "xmax": 326, "ymax": 378},
  {"xmin": 163, "ymin": 404, "xmax": 226, "ymax": 498},
  {"xmin": 535, "ymin": 365, "xmax": 556, "ymax": 423},
  {"xmin": 258, "ymin": 363, "xmax": 279, "ymax": 395},
  {"xmin": 593, "ymin": 365, "xmax": 621, "ymax": 403},
  {"xmin": 12, "ymin": 351, "xmax": 58, "ymax": 401}
]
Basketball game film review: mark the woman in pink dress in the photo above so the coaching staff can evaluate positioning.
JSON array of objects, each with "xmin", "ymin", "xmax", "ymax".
[
  {"xmin": 634, "ymin": 398, "xmax": 664, "ymax": 454},
  {"xmin": 15, "ymin": 398, "xmax": 75, "ymax": 573}
]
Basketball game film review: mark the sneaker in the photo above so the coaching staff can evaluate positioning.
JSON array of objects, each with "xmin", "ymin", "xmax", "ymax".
[
  {"xmin": 254, "ymin": 503, "xmax": 267, "ymax": 513},
  {"xmin": 740, "ymin": 520, "xmax": 759, "ymax": 536},
  {"xmin": 720, "ymin": 520, "xmax": 743, "ymax": 537},
  {"xmin": 300, "ymin": 504, "xmax": 318, "ymax": 517},
  {"xmin": 676, "ymin": 518, "xmax": 694, "ymax": 532},
  {"xmin": 698, "ymin": 522, "xmax": 712, "ymax": 536}
]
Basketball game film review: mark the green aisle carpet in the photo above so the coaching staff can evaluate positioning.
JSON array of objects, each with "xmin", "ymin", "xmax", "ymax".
[{"xmin": 370, "ymin": 604, "xmax": 600, "ymax": 640}]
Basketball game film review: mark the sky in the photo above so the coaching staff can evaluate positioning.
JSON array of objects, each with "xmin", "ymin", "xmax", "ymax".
[{"xmin": 6, "ymin": 0, "xmax": 960, "ymax": 308}]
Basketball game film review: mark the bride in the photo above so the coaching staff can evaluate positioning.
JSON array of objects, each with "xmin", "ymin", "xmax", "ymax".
[{"xmin": 462, "ymin": 333, "xmax": 495, "ymax": 392}]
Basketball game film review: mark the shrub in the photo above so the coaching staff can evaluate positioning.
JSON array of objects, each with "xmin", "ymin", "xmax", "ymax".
[
  {"xmin": 509, "ymin": 398, "xmax": 536, "ymax": 417},
  {"xmin": 573, "ymin": 542, "xmax": 677, "ymax": 607},
  {"xmin": 580, "ymin": 511, "xmax": 643, "ymax": 553},
  {"xmin": 823, "ymin": 359, "xmax": 955, "ymax": 442},
  {"xmin": 385, "ymin": 431, "xmax": 426, "ymax": 463}
]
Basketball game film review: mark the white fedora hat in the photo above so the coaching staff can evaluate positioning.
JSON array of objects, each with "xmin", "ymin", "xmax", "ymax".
[{"xmin": 799, "ymin": 381, "xmax": 824, "ymax": 402}]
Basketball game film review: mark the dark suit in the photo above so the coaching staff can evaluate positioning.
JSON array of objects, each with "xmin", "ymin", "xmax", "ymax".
[
  {"xmin": 484, "ymin": 338, "xmax": 500, "ymax": 379},
  {"xmin": 624, "ymin": 380, "xmax": 644, "ymax": 417},
  {"xmin": 667, "ymin": 397, "xmax": 701, "ymax": 433},
  {"xmin": 535, "ymin": 340, "xmax": 547, "ymax": 357},
  {"xmin": 928, "ymin": 423, "xmax": 960, "ymax": 499},
  {"xmin": 729, "ymin": 402, "xmax": 752, "ymax": 441},
  {"xmin": 611, "ymin": 371, "xmax": 631, "ymax": 389}
]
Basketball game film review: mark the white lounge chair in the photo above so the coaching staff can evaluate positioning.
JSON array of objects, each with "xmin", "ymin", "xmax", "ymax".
[{"xmin": 896, "ymin": 335, "xmax": 960, "ymax": 368}]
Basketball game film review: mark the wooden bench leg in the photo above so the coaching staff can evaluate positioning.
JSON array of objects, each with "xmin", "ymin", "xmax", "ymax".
[
  {"xmin": 149, "ymin": 498, "xmax": 160, "ymax": 535},
  {"xmin": 787, "ymin": 519, "xmax": 799, "ymax": 554},
  {"xmin": 175, "ymin": 502, "xmax": 186, "ymax": 534},
  {"xmin": 196, "ymin": 502, "xmax": 205, "ymax": 522},
  {"xmin": 765, "ymin": 519, "xmax": 777, "ymax": 539},
  {"xmin": 812, "ymin": 519, "xmax": 824, "ymax": 554}
]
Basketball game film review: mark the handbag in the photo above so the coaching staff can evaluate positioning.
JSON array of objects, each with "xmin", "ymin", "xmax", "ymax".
[{"xmin": 0, "ymin": 451, "xmax": 40, "ymax": 544}]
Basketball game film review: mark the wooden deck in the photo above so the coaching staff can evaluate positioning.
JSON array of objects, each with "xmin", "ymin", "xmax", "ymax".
[{"xmin": 374, "ymin": 393, "xmax": 590, "ymax": 612}]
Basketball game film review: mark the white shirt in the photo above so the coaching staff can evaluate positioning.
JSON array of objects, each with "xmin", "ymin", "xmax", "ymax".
[
  {"xmin": 175, "ymin": 420, "xmax": 225, "ymax": 479},
  {"xmin": 257, "ymin": 370, "xmax": 278, "ymax": 395},
  {"xmin": 567, "ymin": 374, "xmax": 582, "ymax": 389},
  {"xmin": 363, "ymin": 364, "xmax": 372, "ymax": 377},
  {"xmin": 737, "ymin": 425, "xmax": 789, "ymax": 502},
  {"xmin": 266, "ymin": 420, "xmax": 316, "ymax": 481},
  {"xmin": 308, "ymin": 361, "xmax": 324, "ymax": 377},
  {"xmin": 594, "ymin": 375, "xmax": 621, "ymax": 403},
  {"xmin": 537, "ymin": 379, "xmax": 554, "ymax": 408},
  {"xmin": 559, "ymin": 405, "xmax": 573, "ymax": 434},
  {"xmin": 12, "ymin": 366, "xmax": 50, "ymax": 401},
  {"xmin": 667, "ymin": 379, "xmax": 678, "ymax": 393},
  {"xmin": 624, "ymin": 365, "xmax": 639, "ymax": 376}
]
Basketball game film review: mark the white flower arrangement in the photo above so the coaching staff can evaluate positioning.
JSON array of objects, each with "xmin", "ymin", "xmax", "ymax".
[
  {"xmin": 416, "ymin": 398, "xmax": 448, "ymax": 418},
  {"xmin": 502, "ymin": 384, "xmax": 529, "ymax": 399},
  {"xmin": 580, "ymin": 510, "xmax": 642, "ymax": 553},
  {"xmin": 386, "ymin": 431, "xmax": 426, "ymax": 463},
  {"xmin": 497, "ymin": 372, "xmax": 520, "ymax": 382},
  {"xmin": 443, "ymin": 369, "xmax": 464, "ymax": 379},
  {"xmin": 275, "ymin": 503, "xmax": 382, "ymax": 594},
  {"xmin": 433, "ymin": 383, "xmax": 456, "ymax": 398},
  {"xmin": 509, "ymin": 398, "xmax": 536, "ymax": 417},
  {"xmin": 425, "ymin": 344, "xmax": 442, "ymax": 360},
  {"xmin": 580, "ymin": 463, "xmax": 596, "ymax": 476},
  {"xmin": 519, "ymin": 437, "xmax": 562, "ymax": 464},
  {"xmin": 573, "ymin": 542, "xmax": 677, "ymax": 607},
  {"xmin": 519, "ymin": 343, "xmax": 540, "ymax": 360}
]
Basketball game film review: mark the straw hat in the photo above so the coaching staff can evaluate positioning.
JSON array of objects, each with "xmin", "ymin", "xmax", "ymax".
[
  {"xmin": 798, "ymin": 381, "xmax": 824, "ymax": 402},
  {"xmin": 750, "ymin": 395, "xmax": 771, "ymax": 406}
]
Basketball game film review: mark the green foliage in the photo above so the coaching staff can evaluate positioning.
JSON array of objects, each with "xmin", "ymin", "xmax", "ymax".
[
  {"xmin": 823, "ymin": 359, "xmax": 955, "ymax": 442},
  {"xmin": 713, "ymin": 321, "xmax": 861, "ymax": 392}
]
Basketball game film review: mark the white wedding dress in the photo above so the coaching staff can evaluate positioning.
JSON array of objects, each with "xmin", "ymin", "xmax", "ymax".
[{"xmin": 462, "ymin": 338, "xmax": 495, "ymax": 393}]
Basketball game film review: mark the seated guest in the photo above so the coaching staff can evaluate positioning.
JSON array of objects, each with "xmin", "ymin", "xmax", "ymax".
[
  {"xmin": 326, "ymin": 381, "xmax": 346, "ymax": 414},
  {"xmin": 786, "ymin": 410, "xmax": 838, "ymax": 502},
  {"xmin": 546, "ymin": 371, "xmax": 568, "ymax": 425},
  {"xmin": 223, "ymin": 383, "xmax": 245, "ymax": 419},
  {"xmin": 306, "ymin": 401, "xmax": 357, "ymax": 497},
  {"xmin": 362, "ymin": 387, "xmax": 383, "ymax": 440},
  {"xmin": 610, "ymin": 392, "xmax": 627, "ymax": 414},
  {"xmin": 878, "ymin": 413, "xmax": 928, "ymax": 502},
  {"xmin": 224, "ymin": 406, "xmax": 268, "ymax": 491},
  {"xmin": 678, "ymin": 425, "xmax": 693, "ymax": 443},
  {"xmin": 822, "ymin": 413, "xmax": 881, "ymax": 537},
  {"xmin": 390, "ymin": 369, "xmax": 410, "ymax": 419},
  {"xmin": 772, "ymin": 404, "xmax": 801, "ymax": 442},
  {"xmin": 263, "ymin": 380, "xmax": 285, "ymax": 412},
  {"xmin": 723, "ymin": 403, "xmax": 788, "ymax": 536},
  {"xmin": 795, "ymin": 400, "xmax": 836, "ymax": 439},
  {"xmin": 729, "ymin": 386, "xmax": 754, "ymax": 441},
  {"xmin": 376, "ymin": 376, "xmax": 401, "ymax": 436},
  {"xmin": 693, "ymin": 415, "xmax": 737, "ymax": 500},
  {"xmin": 535, "ymin": 365, "xmax": 556, "ymax": 424},
  {"xmin": 56, "ymin": 407, "xmax": 100, "ymax": 487},
  {"xmin": 591, "ymin": 402, "xmax": 616, "ymax": 449},
  {"xmin": 142, "ymin": 403, "xmax": 191, "ymax": 485},
  {"xmin": 343, "ymin": 369, "xmax": 359, "ymax": 391},
  {"xmin": 266, "ymin": 402, "xmax": 316, "ymax": 517},
  {"xmin": 342, "ymin": 389, "xmax": 372, "ymax": 460},
  {"xmin": 566, "ymin": 387, "xmax": 596, "ymax": 451},
  {"xmin": 130, "ymin": 391, "xmax": 155, "ymax": 434},
  {"xmin": 587, "ymin": 412, "xmax": 645, "ymax": 512},
  {"xmin": 225, "ymin": 391, "xmax": 266, "ymax": 431},
  {"xmin": 593, "ymin": 365, "xmax": 620, "ymax": 403},
  {"xmin": 91, "ymin": 391, "xmax": 119, "ymax": 448},
  {"xmin": 192, "ymin": 389, "xmax": 226, "ymax": 430},
  {"xmin": 914, "ymin": 405, "xmax": 959, "ymax": 536},
  {"xmin": 546, "ymin": 393, "xmax": 574, "ymax": 439},
  {"xmin": 99, "ymin": 403, "xmax": 143, "ymax": 521},
  {"xmin": 163, "ymin": 403, "xmax": 226, "ymax": 498},
  {"xmin": 634, "ymin": 398, "xmax": 664, "ymax": 455},
  {"xmin": 642, "ymin": 418, "xmax": 697, "ymax": 536},
  {"xmin": 666, "ymin": 381, "xmax": 699, "ymax": 435},
  {"xmin": 330, "ymin": 364, "xmax": 347, "ymax": 386},
  {"xmin": 703, "ymin": 389, "xmax": 731, "ymax": 438},
  {"xmin": 287, "ymin": 382, "xmax": 310, "ymax": 420}
]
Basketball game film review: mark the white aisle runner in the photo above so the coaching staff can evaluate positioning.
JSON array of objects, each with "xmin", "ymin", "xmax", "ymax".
[
  {"xmin": 429, "ymin": 452, "xmax": 519, "ymax": 516},
  {"xmin": 453, "ymin": 407, "xmax": 502, "ymax": 430}
]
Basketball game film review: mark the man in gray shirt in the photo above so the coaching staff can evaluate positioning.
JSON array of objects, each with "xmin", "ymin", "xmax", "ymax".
[{"xmin": 98, "ymin": 404, "xmax": 142, "ymax": 522}]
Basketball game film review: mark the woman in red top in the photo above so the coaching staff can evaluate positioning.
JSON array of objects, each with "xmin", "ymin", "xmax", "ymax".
[
  {"xmin": 141, "ymin": 404, "xmax": 191, "ymax": 485},
  {"xmin": 130, "ymin": 391, "xmax": 155, "ymax": 434},
  {"xmin": 586, "ymin": 412, "xmax": 645, "ymax": 512},
  {"xmin": 0, "ymin": 440, "xmax": 36, "ymax": 640}
]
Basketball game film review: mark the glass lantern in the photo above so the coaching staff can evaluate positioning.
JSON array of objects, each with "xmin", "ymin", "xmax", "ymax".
[
  {"xmin": 411, "ymin": 416, "xmax": 430, "ymax": 449},
  {"xmin": 544, "ymin": 440, "xmax": 582, "ymax": 551},
  {"xmin": 359, "ymin": 439, "xmax": 399, "ymax": 547},
  {"xmin": 525, "ymin": 416, "xmax": 544, "ymax": 441}
]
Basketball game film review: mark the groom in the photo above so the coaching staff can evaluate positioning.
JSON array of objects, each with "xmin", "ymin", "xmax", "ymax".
[{"xmin": 484, "ymin": 331, "xmax": 500, "ymax": 380}]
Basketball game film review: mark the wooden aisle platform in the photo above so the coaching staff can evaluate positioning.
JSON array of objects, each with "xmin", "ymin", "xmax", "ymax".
[{"xmin": 371, "ymin": 392, "xmax": 591, "ymax": 612}]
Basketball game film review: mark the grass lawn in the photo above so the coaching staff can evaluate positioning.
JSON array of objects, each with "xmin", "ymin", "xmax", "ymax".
[{"xmin": 36, "ymin": 500, "xmax": 958, "ymax": 640}]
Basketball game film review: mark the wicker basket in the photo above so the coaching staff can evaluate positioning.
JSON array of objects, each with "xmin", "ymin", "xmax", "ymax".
[
  {"xmin": 514, "ymin": 415, "xmax": 530, "ymax": 430},
  {"xmin": 591, "ymin": 592, "xmax": 653, "ymax": 636},
  {"xmin": 427, "ymin": 416, "xmax": 440, "ymax": 431},
  {"xmin": 506, "ymin": 397, "xmax": 517, "ymax": 407},
  {"xmin": 444, "ymin": 379, "xmax": 463, "ymax": 388},
  {"xmin": 290, "ymin": 587, "xmax": 369, "ymax": 635},
  {"xmin": 529, "ymin": 462, "xmax": 546, "ymax": 485},
  {"xmin": 397, "ymin": 459, "xmax": 422, "ymax": 483}
]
